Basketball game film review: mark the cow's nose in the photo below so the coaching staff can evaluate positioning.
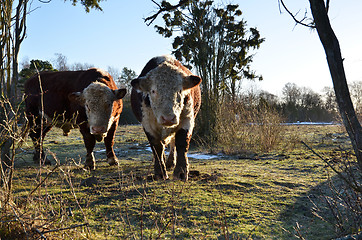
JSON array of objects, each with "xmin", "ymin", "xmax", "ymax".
[
  {"xmin": 91, "ymin": 126, "xmax": 107, "ymax": 135},
  {"xmin": 161, "ymin": 115, "xmax": 176, "ymax": 126}
]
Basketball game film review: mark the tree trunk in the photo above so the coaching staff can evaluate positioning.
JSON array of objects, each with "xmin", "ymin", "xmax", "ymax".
[
  {"xmin": 309, "ymin": 0, "xmax": 362, "ymax": 167},
  {"xmin": 1, "ymin": 0, "xmax": 27, "ymax": 181}
]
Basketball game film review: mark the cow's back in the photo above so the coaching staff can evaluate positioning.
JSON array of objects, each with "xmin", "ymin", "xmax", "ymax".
[
  {"xmin": 24, "ymin": 68, "xmax": 121, "ymax": 120},
  {"xmin": 25, "ymin": 68, "xmax": 116, "ymax": 95}
]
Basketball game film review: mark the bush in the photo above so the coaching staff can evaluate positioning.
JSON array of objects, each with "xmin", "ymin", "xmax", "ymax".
[{"xmin": 214, "ymin": 101, "xmax": 285, "ymax": 154}]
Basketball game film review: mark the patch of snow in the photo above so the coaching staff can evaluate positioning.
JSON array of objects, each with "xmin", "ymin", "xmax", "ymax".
[
  {"xmin": 283, "ymin": 122, "xmax": 336, "ymax": 125},
  {"xmin": 188, "ymin": 153, "xmax": 219, "ymax": 160},
  {"xmin": 96, "ymin": 146, "xmax": 221, "ymax": 160},
  {"xmin": 94, "ymin": 149, "xmax": 106, "ymax": 153}
]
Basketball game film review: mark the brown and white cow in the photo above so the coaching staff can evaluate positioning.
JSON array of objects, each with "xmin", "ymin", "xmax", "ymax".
[
  {"xmin": 131, "ymin": 56, "xmax": 201, "ymax": 181},
  {"xmin": 24, "ymin": 68, "xmax": 126, "ymax": 169}
]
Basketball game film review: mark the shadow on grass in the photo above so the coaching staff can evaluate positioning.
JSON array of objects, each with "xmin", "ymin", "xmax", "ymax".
[{"xmin": 278, "ymin": 170, "xmax": 361, "ymax": 240}]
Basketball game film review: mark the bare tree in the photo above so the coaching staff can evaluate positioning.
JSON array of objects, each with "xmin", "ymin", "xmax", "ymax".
[
  {"xmin": 1, "ymin": 0, "xmax": 28, "ymax": 175},
  {"xmin": 1, "ymin": 0, "xmax": 27, "ymax": 101},
  {"xmin": 309, "ymin": 0, "xmax": 361, "ymax": 167},
  {"xmin": 278, "ymin": 0, "xmax": 362, "ymax": 167},
  {"xmin": 282, "ymin": 82, "xmax": 301, "ymax": 105},
  {"xmin": 53, "ymin": 53, "xmax": 69, "ymax": 71},
  {"xmin": 107, "ymin": 66, "xmax": 120, "ymax": 86},
  {"xmin": 70, "ymin": 62, "xmax": 94, "ymax": 71}
]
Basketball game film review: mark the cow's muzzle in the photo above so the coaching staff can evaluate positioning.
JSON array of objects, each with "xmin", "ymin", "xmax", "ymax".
[
  {"xmin": 90, "ymin": 126, "xmax": 107, "ymax": 135},
  {"xmin": 160, "ymin": 115, "xmax": 177, "ymax": 126}
]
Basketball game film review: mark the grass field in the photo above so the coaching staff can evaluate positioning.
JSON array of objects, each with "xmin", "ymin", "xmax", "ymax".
[{"xmin": 1, "ymin": 124, "xmax": 358, "ymax": 239}]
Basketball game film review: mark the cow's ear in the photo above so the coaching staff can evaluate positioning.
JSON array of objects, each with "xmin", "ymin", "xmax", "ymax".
[
  {"xmin": 68, "ymin": 92, "xmax": 85, "ymax": 105},
  {"xmin": 183, "ymin": 75, "xmax": 202, "ymax": 90},
  {"xmin": 113, "ymin": 88, "xmax": 127, "ymax": 100},
  {"xmin": 131, "ymin": 76, "xmax": 150, "ymax": 92}
]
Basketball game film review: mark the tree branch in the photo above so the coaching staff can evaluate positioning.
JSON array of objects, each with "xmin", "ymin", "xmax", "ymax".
[
  {"xmin": 144, "ymin": 0, "xmax": 190, "ymax": 26},
  {"xmin": 278, "ymin": 0, "xmax": 315, "ymax": 28}
]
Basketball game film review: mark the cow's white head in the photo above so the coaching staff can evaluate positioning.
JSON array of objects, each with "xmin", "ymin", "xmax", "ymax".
[
  {"xmin": 131, "ymin": 61, "xmax": 201, "ymax": 127},
  {"xmin": 69, "ymin": 82, "xmax": 126, "ymax": 136}
]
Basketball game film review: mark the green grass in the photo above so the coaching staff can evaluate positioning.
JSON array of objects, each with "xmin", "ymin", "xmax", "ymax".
[{"xmin": 1, "ymin": 124, "xmax": 357, "ymax": 239}]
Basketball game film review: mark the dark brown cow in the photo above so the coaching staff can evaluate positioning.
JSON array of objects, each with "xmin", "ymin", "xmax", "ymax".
[
  {"xmin": 131, "ymin": 56, "xmax": 201, "ymax": 181},
  {"xmin": 24, "ymin": 68, "xmax": 126, "ymax": 169}
]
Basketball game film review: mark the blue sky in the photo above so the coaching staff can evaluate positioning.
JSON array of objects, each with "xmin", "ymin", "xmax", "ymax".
[{"xmin": 19, "ymin": 0, "xmax": 362, "ymax": 96}]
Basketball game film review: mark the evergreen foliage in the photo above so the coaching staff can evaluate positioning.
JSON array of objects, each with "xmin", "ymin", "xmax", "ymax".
[
  {"xmin": 19, "ymin": 59, "xmax": 57, "ymax": 81},
  {"xmin": 155, "ymin": 0, "xmax": 264, "ymax": 143},
  {"xmin": 66, "ymin": 0, "xmax": 104, "ymax": 12}
]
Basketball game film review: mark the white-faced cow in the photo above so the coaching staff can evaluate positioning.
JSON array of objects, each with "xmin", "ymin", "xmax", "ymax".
[
  {"xmin": 131, "ymin": 56, "xmax": 201, "ymax": 181},
  {"xmin": 24, "ymin": 68, "xmax": 126, "ymax": 169}
]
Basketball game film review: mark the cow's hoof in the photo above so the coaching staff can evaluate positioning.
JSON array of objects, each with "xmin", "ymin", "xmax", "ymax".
[
  {"xmin": 107, "ymin": 157, "xmax": 119, "ymax": 166},
  {"xmin": 85, "ymin": 153, "xmax": 95, "ymax": 170},
  {"xmin": 173, "ymin": 168, "xmax": 189, "ymax": 181}
]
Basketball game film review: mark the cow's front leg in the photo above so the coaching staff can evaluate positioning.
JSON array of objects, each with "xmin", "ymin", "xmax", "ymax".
[
  {"xmin": 174, "ymin": 129, "xmax": 190, "ymax": 181},
  {"xmin": 152, "ymin": 142, "xmax": 168, "ymax": 180},
  {"xmin": 166, "ymin": 138, "xmax": 176, "ymax": 170},
  {"xmin": 104, "ymin": 120, "xmax": 119, "ymax": 166},
  {"xmin": 145, "ymin": 131, "xmax": 168, "ymax": 180},
  {"xmin": 81, "ymin": 127, "xmax": 96, "ymax": 170}
]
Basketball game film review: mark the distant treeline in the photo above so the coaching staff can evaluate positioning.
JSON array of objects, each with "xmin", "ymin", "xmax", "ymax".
[
  {"xmin": 18, "ymin": 58, "xmax": 361, "ymax": 124},
  {"xmin": 244, "ymin": 82, "xmax": 361, "ymax": 123}
]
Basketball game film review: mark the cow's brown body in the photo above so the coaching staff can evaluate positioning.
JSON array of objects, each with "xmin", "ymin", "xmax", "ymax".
[
  {"xmin": 131, "ymin": 56, "xmax": 201, "ymax": 181},
  {"xmin": 24, "ymin": 68, "xmax": 126, "ymax": 169}
]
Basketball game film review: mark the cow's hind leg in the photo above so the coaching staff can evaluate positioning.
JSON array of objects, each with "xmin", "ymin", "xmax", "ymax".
[
  {"xmin": 28, "ymin": 115, "xmax": 52, "ymax": 165},
  {"xmin": 81, "ymin": 127, "xmax": 96, "ymax": 170},
  {"xmin": 174, "ymin": 129, "xmax": 190, "ymax": 181},
  {"xmin": 104, "ymin": 121, "xmax": 119, "ymax": 166},
  {"xmin": 165, "ymin": 138, "xmax": 176, "ymax": 170}
]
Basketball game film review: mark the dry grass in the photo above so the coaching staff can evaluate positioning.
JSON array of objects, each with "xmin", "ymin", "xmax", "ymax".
[
  {"xmin": 1, "ymin": 96, "xmax": 361, "ymax": 239},
  {"xmin": 215, "ymin": 101, "xmax": 285, "ymax": 154}
]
